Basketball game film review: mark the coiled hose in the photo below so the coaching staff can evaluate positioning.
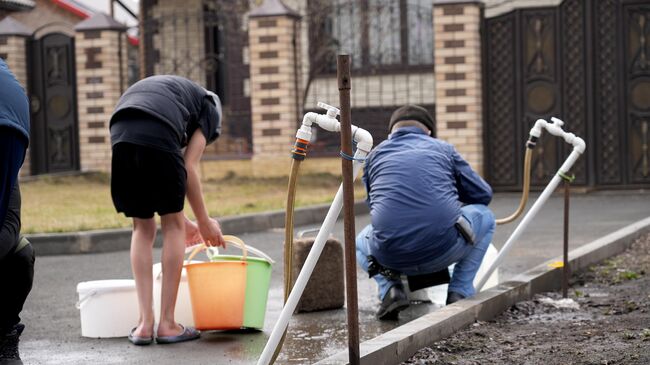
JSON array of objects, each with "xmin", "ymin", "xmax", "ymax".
[{"xmin": 270, "ymin": 137, "xmax": 309, "ymax": 364}]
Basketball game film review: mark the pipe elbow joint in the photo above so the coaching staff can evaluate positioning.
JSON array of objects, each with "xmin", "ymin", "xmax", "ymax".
[
  {"xmin": 573, "ymin": 136, "xmax": 586, "ymax": 154},
  {"xmin": 302, "ymin": 112, "xmax": 319, "ymax": 127},
  {"xmin": 352, "ymin": 126, "xmax": 373, "ymax": 152},
  {"xmin": 530, "ymin": 119, "xmax": 546, "ymax": 138}
]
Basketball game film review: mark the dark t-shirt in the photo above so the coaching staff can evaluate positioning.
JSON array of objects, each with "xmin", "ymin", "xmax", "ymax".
[
  {"xmin": 110, "ymin": 110, "xmax": 179, "ymax": 152},
  {"xmin": 110, "ymin": 75, "xmax": 221, "ymax": 151}
]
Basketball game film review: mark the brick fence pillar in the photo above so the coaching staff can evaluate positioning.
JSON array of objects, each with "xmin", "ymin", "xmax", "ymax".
[
  {"xmin": 249, "ymin": 0, "xmax": 302, "ymax": 158},
  {"xmin": 0, "ymin": 16, "xmax": 32, "ymax": 176},
  {"xmin": 434, "ymin": 0, "xmax": 485, "ymax": 175},
  {"xmin": 74, "ymin": 14, "xmax": 128, "ymax": 172}
]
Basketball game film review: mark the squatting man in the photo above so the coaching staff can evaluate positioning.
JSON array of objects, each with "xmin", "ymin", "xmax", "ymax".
[{"xmin": 356, "ymin": 105, "xmax": 496, "ymax": 320}]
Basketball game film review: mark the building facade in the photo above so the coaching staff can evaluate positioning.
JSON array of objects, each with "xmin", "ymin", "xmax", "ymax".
[
  {"xmin": 1, "ymin": 0, "xmax": 648, "ymax": 191},
  {"xmin": 0, "ymin": 0, "xmax": 137, "ymax": 175}
]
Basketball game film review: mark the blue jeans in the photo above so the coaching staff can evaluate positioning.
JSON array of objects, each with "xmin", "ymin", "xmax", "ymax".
[{"xmin": 356, "ymin": 204, "xmax": 495, "ymax": 300}]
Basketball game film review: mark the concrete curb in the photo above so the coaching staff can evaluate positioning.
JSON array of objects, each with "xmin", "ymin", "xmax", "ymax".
[
  {"xmin": 316, "ymin": 216, "xmax": 650, "ymax": 365},
  {"xmin": 26, "ymin": 201, "xmax": 369, "ymax": 256}
]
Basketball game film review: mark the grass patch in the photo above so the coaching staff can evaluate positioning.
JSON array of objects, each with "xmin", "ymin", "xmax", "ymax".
[{"xmin": 20, "ymin": 157, "xmax": 366, "ymax": 233}]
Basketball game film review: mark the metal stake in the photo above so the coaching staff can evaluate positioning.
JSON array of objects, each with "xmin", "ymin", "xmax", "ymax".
[
  {"xmin": 337, "ymin": 54, "xmax": 360, "ymax": 365},
  {"xmin": 562, "ymin": 178, "xmax": 570, "ymax": 298}
]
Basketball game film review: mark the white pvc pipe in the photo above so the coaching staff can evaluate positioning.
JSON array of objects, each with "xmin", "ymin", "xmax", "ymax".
[
  {"xmin": 300, "ymin": 108, "xmax": 374, "ymax": 153},
  {"xmin": 257, "ymin": 149, "xmax": 368, "ymax": 365},
  {"xmin": 475, "ymin": 122, "xmax": 585, "ymax": 291}
]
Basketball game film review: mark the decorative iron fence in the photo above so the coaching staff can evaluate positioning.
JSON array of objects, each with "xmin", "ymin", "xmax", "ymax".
[
  {"xmin": 140, "ymin": 0, "xmax": 251, "ymax": 156},
  {"xmin": 304, "ymin": 0, "xmax": 436, "ymax": 153}
]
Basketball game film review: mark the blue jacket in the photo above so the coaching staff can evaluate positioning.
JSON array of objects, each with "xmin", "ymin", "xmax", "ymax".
[
  {"xmin": 0, "ymin": 58, "xmax": 30, "ymax": 145},
  {"xmin": 363, "ymin": 127, "xmax": 492, "ymax": 268}
]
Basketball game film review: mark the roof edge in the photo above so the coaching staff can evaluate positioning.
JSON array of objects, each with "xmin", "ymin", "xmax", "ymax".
[
  {"xmin": 74, "ymin": 12, "xmax": 126, "ymax": 31},
  {"xmin": 249, "ymin": 0, "xmax": 300, "ymax": 19},
  {"xmin": 0, "ymin": 15, "xmax": 32, "ymax": 36}
]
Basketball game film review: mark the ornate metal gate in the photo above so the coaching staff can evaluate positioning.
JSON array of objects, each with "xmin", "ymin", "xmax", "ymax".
[
  {"xmin": 29, "ymin": 32, "xmax": 79, "ymax": 174},
  {"xmin": 483, "ymin": 0, "xmax": 650, "ymax": 190}
]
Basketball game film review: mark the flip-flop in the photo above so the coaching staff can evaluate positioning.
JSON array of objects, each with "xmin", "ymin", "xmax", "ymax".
[
  {"xmin": 128, "ymin": 327, "xmax": 154, "ymax": 346},
  {"xmin": 156, "ymin": 324, "xmax": 200, "ymax": 344}
]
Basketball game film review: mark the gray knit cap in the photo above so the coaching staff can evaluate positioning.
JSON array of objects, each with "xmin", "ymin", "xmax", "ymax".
[{"xmin": 388, "ymin": 105, "xmax": 435, "ymax": 137}]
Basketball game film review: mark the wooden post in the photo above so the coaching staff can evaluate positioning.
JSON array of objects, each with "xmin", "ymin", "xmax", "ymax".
[{"xmin": 337, "ymin": 54, "xmax": 360, "ymax": 365}]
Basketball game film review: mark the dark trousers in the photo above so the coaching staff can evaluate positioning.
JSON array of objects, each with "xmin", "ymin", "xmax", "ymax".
[
  {"xmin": 0, "ymin": 242, "xmax": 34, "ymax": 334},
  {"xmin": 0, "ymin": 127, "xmax": 26, "ymax": 229},
  {"xmin": 0, "ymin": 186, "xmax": 34, "ymax": 333},
  {"xmin": 0, "ymin": 127, "xmax": 32, "ymax": 334}
]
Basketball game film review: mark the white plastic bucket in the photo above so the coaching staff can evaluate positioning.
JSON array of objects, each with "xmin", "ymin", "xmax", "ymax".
[
  {"xmin": 152, "ymin": 261, "xmax": 201, "ymax": 327},
  {"xmin": 405, "ymin": 243, "xmax": 500, "ymax": 305},
  {"xmin": 76, "ymin": 280, "xmax": 139, "ymax": 338}
]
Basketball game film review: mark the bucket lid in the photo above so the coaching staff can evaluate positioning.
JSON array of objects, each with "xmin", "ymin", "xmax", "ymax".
[{"xmin": 76, "ymin": 279, "xmax": 135, "ymax": 295}]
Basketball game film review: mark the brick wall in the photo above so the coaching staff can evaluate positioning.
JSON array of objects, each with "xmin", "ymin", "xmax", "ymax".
[
  {"xmin": 249, "ymin": 13, "xmax": 302, "ymax": 156},
  {"xmin": 0, "ymin": 36, "xmax": 26, "ymax": 85},
  {"xmin": 8, "ymin": 0, "xmax": 80, "ymax": 32},
  {"xmin": 75, "ymin": 28, "xmax": 127, "ymax": 172},
  {"xmin": 434, "ymin": 1, "xmax": 484, "ymax": 175}
]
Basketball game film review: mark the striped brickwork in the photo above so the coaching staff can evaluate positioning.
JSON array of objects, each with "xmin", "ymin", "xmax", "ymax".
[
  {"xmin": 434, "ymin": 1, "xmax": 485, "ymax": 175},
  {"xmin": 75, "ymin": 28, "xmax": 128, "ymax": 172},
  {"xmin": 248, "ymin": 14, "xmax": 302, "ymax": 157}
]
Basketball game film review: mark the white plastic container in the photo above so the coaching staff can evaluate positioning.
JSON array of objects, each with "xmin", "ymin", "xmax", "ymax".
[
  {"xmin": 475, "ymin": 243, "xmax": 500, "ymax": 289},
  {"xmin": 152, "ymin": 262, "xmax": 200, "ymax": 327},
  {"xmin": 76, "ymin": 280, "xmax": 139, "ymax": 338}
]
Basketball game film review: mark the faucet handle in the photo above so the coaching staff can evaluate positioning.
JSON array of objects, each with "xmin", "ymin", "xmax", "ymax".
[
  {"xmin": 550, "ymin": 117, "xmax": 565, "ymax": 127},
  {"xmin": 317, "ymin": 102, "xmax": 340, "ymax": 118}
]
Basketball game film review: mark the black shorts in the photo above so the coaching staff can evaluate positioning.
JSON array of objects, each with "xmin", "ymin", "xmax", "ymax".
[{"xmin": 111, "ymin": 143, "xmax": 186, "ymax": 219}]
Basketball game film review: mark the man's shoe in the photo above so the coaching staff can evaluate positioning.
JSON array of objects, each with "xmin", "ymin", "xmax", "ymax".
[
  {"xmin": 446, "ymin": 291, "xmax": 466, "ymax": 305},
  {"xmin": 376, "ymin": 285, "xmax": 409, "ymax": 320},
  {"xmin": 0, "ymin": 324, "xmax": 24, "ymax": 365}
]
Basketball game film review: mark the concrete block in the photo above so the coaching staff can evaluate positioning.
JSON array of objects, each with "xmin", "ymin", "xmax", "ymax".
[{"xmin": 292, "ymin": 237, "xmax": 344, "ymax": 312}]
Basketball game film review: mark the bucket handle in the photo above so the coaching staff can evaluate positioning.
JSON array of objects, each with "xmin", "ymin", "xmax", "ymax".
[
  {"xmin": 75, "ymin": 290, "xmax": 97, "ymax": 310},
  {"xmin": 207, "ymin": 240, "xmax": 276, "ymax": 264},
  {"xmin": 242, "ymin": 243, "xmax": 275, "ymax": 264},
  {"xmin": 185, "ymin": 235, "xmax": 248, "ymax": 264}
]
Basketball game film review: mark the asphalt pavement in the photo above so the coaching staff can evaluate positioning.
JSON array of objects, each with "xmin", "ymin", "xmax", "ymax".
[{"xmin": 19, "ymin": 190, "xmax": 650, "ymax": 364}]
